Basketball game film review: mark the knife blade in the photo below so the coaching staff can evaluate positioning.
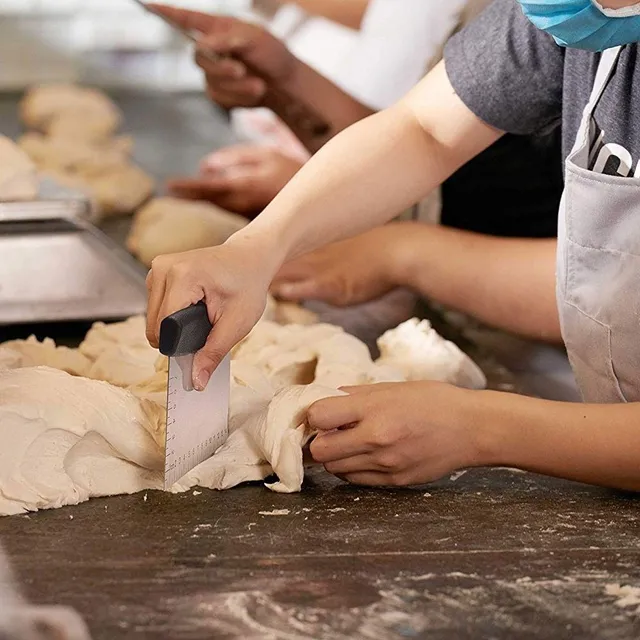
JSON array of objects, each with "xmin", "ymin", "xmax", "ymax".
[{"xmin": 159, "ymin": 301, "xmax": 230, "ymax": 490}]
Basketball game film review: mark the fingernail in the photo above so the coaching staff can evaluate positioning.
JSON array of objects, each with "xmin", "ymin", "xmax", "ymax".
[{"xmin": 194, "ymin": 370, "xmax": 210, "ymax": 392}]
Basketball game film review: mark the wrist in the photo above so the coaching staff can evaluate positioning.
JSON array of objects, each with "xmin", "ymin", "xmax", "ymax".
[
  {"xmin": 387, "ymin": 222, "xmax": 434, "ymax": 287},
  {"xmin": 467, "ymin": 390, "xmax": 554, "ymax": 472},
  {"xmin": 225, "ymin": 224, "xmax": 288, "ymax": 279},
  {"xmin": 465, "ymin": 390, "xmax": 522, "ymax": 469}
]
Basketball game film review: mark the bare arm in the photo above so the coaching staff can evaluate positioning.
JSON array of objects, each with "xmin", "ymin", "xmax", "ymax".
[
  {"xmin": 265, "ymin": 58, "xmax": 374, "ymax": 152},
  {"xmin": 274, "ymin": 223, "xmax": 561, "ymax": 343},
  {"xmin": 399, "ymin": 226, "xmax": 561, "ymax": 342},
  {"xmin": 482, "ymin": 392, "xmax": 640, "ymax": 492},
  {"xmin": 309, "ymin": 378, "xmax": 640, "ymax": 493},
  {"xmin": 241, "ymin": 62, "xmax": 504, "ymax": 262}
]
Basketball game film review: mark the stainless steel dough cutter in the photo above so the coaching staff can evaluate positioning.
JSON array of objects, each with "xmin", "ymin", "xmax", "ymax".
[{"xmin": 0, "ymin": 182, "xmax": 147, "ymax": 325}]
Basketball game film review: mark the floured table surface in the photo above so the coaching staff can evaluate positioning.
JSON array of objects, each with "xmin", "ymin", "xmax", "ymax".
[
  {"xmin": 0, "ymin": 469, "xmax": 639, "ymax": 640},
  {"xmin": 0, "ymin": 93, "xmax": 639, "ymax": 639}
]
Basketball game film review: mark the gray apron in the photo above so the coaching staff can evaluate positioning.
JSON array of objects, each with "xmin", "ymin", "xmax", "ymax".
[{"xmin": 558, "ymin": 45, "xmax": 640, "ymax": 403}]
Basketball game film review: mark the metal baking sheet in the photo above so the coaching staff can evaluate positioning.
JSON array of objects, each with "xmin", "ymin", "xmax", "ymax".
[
  {"xmin": 0, "ymin": 218, "xmax": 147, "ymax": 325},
  {"xmin": 0, "ymin": 176, "xmax": 95, "ymax": 223}
]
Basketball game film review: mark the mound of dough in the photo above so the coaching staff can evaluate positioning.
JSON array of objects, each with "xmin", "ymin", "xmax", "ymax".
[
  {"xmin": 0, "ymin": 367, "xmax": 164, "ymax": 515},
  {"xmin": 126, "ymin": 197, "xmax": 248, "ymax": 267},
  {"xmin": 0, "ymin": 336, "xmax": 90, "ymax": 376},
  {"xmin": 19, "ymin": 84, "xmax": 154, "ymax": 219},
  {"xmin": 20, "ymin": 84, "xmax": 121, "ymax": 137},
  {"xmin": 19, "ymin": 132, "xmax": 129, "ymax": 174},
  {"xmin": 0, "ymin": 313, "xmax": 486, "ymax": 516},
  {"xmin": 0, "ymin": 136, "xmax": 38, "ymax": 202},
  {"xmin": 79, "ymin": 316, "xmax": 159, "ymax": 388},
  {"xmin": 19, "ymin": 132, "xmax": 154, "ymax": 219},
  {"xmin": 377, "ymin": 318, "xmax": 487, "ymax": 389}
]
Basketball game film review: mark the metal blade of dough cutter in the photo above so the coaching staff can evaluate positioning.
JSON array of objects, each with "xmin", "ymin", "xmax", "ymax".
[{"xmin": 159, "ymin": 301, "xmax": 230, "ymax": 489}]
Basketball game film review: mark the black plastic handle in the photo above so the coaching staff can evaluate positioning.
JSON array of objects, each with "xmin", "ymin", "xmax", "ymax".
[{"xmin": 159, "ymin": 302, "xmax": 213, "ymax": 357}]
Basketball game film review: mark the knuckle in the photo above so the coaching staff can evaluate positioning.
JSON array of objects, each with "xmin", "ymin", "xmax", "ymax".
[
  {"xmin": 167, "ymin": 261, "xmax": 192, "ymax": 282},
  {"xmin": 306, "ymin": 402, "xmax": 325, "ymax": 429},
  {"xmin": 150, "ymin": 255, "xmax": 168, "ymax": 272},
  {"xmin": 373, "ymin": 450, "xmax": 401, "ymax": 471},
  {"xmin": 369, "ymin": 424, "xmax": 395, "ymax": 448}
]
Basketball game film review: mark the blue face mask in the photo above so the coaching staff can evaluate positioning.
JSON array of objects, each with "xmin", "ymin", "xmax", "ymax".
[{"xmin": 518, "ymin": 0, "xmax": 640, "ymax": 51}]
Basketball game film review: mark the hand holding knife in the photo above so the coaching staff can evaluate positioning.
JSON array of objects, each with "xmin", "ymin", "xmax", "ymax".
[{"xmin": 131, "ymin": 0, "xmax": 330, "ymax": 137}]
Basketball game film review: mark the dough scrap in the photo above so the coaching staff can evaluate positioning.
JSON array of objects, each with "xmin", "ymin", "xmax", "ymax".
[
  {"xmin": 126, "ymin": 197, "xmax": 247, "ymax": 267},
  {"xmin": 0, "ymin": 135, "xmax": 38, "ymax": 202},
  {"xmin": 377, "ymin": 318, "xmax": 487, "ymax": 389}
]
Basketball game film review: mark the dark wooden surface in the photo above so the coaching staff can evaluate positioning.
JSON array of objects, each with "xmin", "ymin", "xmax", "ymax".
[
  {"xmin": 0, "ymin": 468, "xmax": 639, "ymax": 639},
  {"xmin": 1, "ymin": 93, "xmax": 640, "ymax": 639}
]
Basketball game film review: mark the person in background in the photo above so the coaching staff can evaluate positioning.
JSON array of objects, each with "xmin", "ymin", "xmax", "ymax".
[
  {"xmin": 157, "ymin": 1, "xmax": 562, "ymax": 238},
  {"xmin": 146, "ymin": 0, "xmax": 640, "ymax": 493}
]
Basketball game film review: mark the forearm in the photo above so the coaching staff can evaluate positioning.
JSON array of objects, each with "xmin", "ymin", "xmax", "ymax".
[
  {"xmin": 265, "ymin": 59, "xmax": 374, "ymax": 152},
  {"xmin": 286, "ymin": 0, "xmax": 369, "ymax": 29},
  {"xmin": 395, "ymin": 224, "xmax": 560, "ymax": 342},
  {"xmin": 478, "ymin": 392, "xmax": 640, "ymax": 492},
  {"xmin": 235, "ymin": 63, "xmax": 503, "ymax": 266}
]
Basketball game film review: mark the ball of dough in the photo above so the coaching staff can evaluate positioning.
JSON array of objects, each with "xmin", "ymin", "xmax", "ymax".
[
  {"xmin": 20, "ymin": 84, "xmax": 121, "ymax": 135},
  {"xmin": 0, "ymin": 135, "xmax": 38, "ymax": 202},
  {"xmin": 18, "ymin": 132, "xmax": 128, "ymax": 175},
  {"xmin": 376, "ymin": 318, "xmax": 487, "ymax": 389},
  {"xmin": 126, "ymin": 197, "xmax": 248, "ymax": 267},
  {"xmin": 19, "ymin": 133, "xmax": 155, "ymax": 218},
  {"xmin": 46, "ymin": 112, "xmax": 123, "ymax": 144},
  {"xmin": 88, "ymin": 163, "xmax": 155, "ymax": 218}
]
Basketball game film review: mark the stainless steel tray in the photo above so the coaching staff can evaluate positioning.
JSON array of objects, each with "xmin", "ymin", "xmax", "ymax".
[
  {"xmin": 0, "ymin": 217, "xmax": 147, "ymax": 325},
  {"xmin": 0, "ymin": 176, "xmax": 95, "ymax": 224}
]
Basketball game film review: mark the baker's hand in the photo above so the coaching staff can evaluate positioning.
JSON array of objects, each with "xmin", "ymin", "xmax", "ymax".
[
  {"xmin": 167, "ymin": 144, "xmax": 303, "ymax": 218},
  {"xmin": 145, "ymin": 240, "xmax": 278, "ymax": 390},
  {"xmin": 149, "ymin": 4, "xmax": 297, "ymax": 108},
  {"xmin": 309, "ymin": 382, "xmax": 489, "ymax": 486},
  {"xmin": 271, "ymin": 223, "xmax": 414, "ymax": 306}
]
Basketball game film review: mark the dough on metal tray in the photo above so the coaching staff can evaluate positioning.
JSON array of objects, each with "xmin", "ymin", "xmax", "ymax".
[{"xmin": 19, "ymin": 132, "xmax": 154, "ymax": 219}]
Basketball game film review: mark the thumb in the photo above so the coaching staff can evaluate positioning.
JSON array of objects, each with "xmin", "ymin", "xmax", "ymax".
[{"xmin": 191, "ymin": 314, "xmax": 247, "ymax": 391}]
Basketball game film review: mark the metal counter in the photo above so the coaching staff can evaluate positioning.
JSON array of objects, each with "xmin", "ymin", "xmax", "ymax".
[{"xmin": 0, "ymin": 92, "xmax": 637, "ymax": 640}]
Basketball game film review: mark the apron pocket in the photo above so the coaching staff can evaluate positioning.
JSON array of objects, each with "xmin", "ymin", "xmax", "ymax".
[{"xmin": 561, "ymin": 301, "xmax": 627, "ymax": 404}]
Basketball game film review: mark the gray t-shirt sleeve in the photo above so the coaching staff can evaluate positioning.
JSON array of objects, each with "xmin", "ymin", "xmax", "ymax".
[{"xmin": 444, "ymin": 0, "xmax": 565, "ymax": 136}]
